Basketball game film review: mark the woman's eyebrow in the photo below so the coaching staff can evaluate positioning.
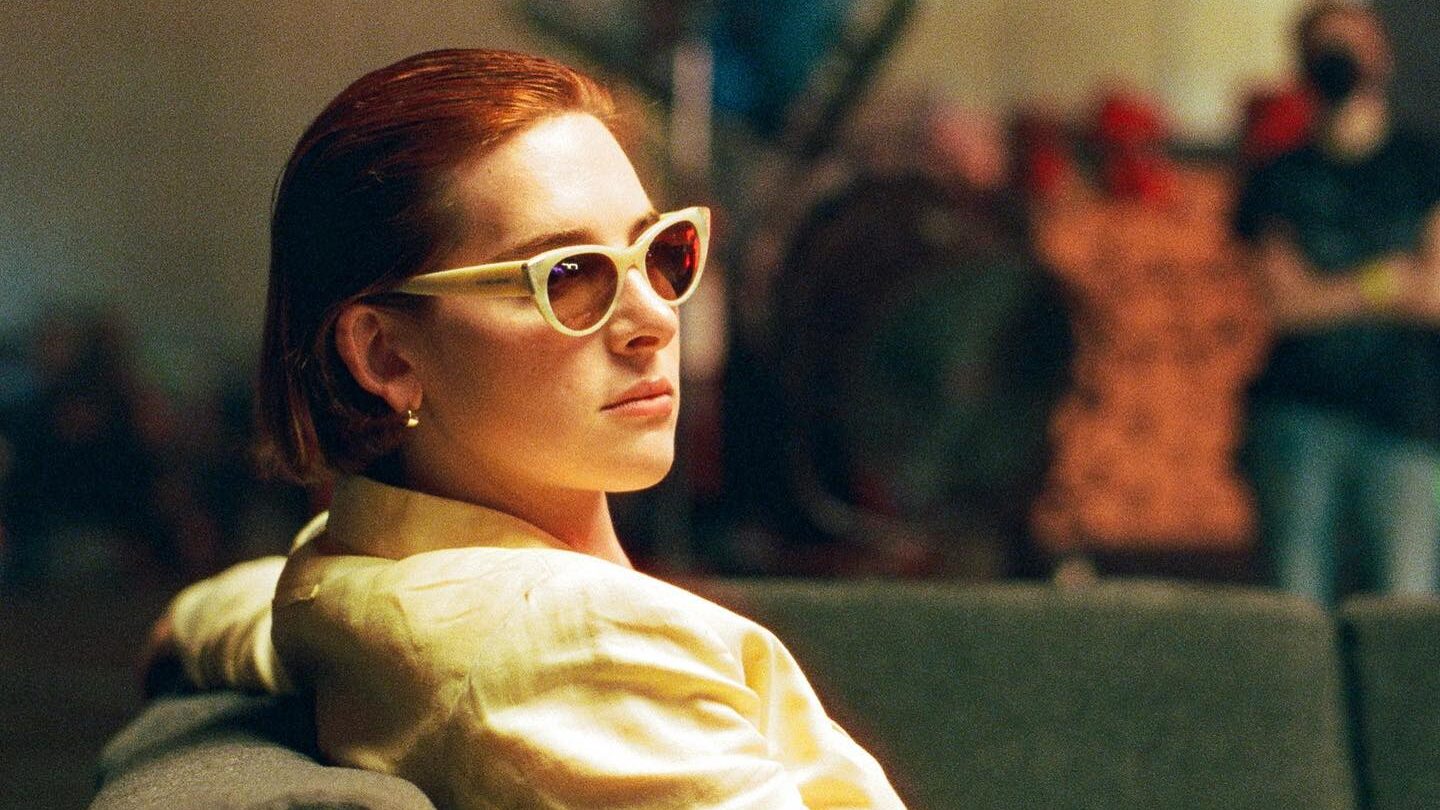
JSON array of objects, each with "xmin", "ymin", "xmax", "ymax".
[
  {"xmin": 489, "ymin": 210, "xmax": 662, "ymax": 263},
  {"xmin": 629, "ymin": 210, "xmax": 661, "ymax": 241},
  {"xmin": 488, "ymin": 229, "xmax": 594, "ymax": 263}
]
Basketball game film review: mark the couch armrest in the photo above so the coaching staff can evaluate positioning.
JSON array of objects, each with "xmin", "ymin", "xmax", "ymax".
[
  {"xmin": 91, "ymin": 691, "xmax": 435, "ymax": 810},
  {"xmin": 1340, "ymin": 596, "xmax": 1440, "ymax": 810}
]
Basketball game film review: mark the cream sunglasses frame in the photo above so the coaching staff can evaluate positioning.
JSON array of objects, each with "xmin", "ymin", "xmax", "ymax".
[{"xmin": 394, "ymin": 206, "xmax": 710, "ymax": 337}]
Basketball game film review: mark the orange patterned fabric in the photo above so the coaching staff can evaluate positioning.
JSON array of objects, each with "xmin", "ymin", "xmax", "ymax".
[{"xmin": 1030, "ymin": 170, "xmax": 1269, "ymax": 553}]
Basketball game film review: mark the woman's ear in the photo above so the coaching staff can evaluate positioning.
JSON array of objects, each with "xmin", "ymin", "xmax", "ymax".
[{"xmin": 334, "ymin": 303, "xmax": 422, "ymax": 415}]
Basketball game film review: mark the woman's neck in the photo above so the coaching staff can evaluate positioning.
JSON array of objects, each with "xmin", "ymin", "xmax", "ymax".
[
  {"xmin": 392, "ymin": 455, "xmax": 631, "ymax": 568},
  {"xmin": 521, "ymin": 489, "xmax": 631, "ymax": 567}
]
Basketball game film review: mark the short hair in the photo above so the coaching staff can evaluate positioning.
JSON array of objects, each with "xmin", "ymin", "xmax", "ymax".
[
  {"xmin": 1294, "ymin": 1, "xmax": 1379, "ymax": 61},
  {"xmin": 257, "ymin": 49, "xmax": 616, "ymax": 483}
]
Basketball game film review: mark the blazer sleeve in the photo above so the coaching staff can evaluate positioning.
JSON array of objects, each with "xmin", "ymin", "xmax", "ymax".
[
  {"xmin": 434, "ymin": 571, "xmax": 834, "ymax": 809},
  {"xmin": 168, "ymin": 555, "xmax": 292, "ymax": 694}
]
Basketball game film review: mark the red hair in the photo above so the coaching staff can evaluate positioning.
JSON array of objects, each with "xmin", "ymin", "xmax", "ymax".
[{"xmin": 258, "ymin": 49, "xmax": 616, "ymax": 483}]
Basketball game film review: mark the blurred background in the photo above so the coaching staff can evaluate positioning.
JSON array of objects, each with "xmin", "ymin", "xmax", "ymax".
[{"xmin": 3, "ymin": 0, "xmax": 1439, "ymax": 806}]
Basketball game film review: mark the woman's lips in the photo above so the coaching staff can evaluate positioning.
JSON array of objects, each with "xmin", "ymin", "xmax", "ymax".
[{"xmin": 602, "ymin": 378, "xmax": 676, "ymax": 417}]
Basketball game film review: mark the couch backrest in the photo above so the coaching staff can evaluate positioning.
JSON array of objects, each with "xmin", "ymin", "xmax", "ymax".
[
  {"xmin": 1339, "ymin": 596, "xmax": 1440, "ymax": 810},
  {"xmin": 94, "ymin": 579, "xmax": 1367, "ymax": 810},
  {"xmin": 704, "ymin": 579, "xmax": 1358, "ymax": 810}
]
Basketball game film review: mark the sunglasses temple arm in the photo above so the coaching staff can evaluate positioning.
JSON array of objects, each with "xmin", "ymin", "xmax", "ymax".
[{"xmin": 394, "ymin": 262, "xmax": 533, "ymax": 297}]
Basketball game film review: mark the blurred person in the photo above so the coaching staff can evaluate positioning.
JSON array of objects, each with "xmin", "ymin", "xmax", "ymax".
[
  {"xmin": 146, "ymin": 49, "xmax": 905, "ymax": 809},
  {"xmin": 1, "ymin": 310, "xmax": 175, "ymax": 587},
  {"xmin": 0, "ymin": 336, "xmax": 28, "ymax": 582},
  {"xmin": 1234, "ymin": 1, "xmax": 1440, "ymax": 603},
  {"xmin": 192, "ymin": 380, "xmax": 312, "ymax": 561}
]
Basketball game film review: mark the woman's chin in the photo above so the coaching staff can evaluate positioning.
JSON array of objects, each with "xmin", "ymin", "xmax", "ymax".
[{"xmin": 601, "ymin": 449, "xmax": 676, "ymax": 493}]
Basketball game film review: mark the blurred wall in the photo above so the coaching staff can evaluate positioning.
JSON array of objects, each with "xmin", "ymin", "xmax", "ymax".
[
  {"xmin": 872, "ymin": 0, "xmax": 1309, "ymax": 141},
  {"xmin": 5, "ymin": 0, "xmax": 1408, "ymax": 399},
  {"xmin": 1, "ymin": 2, "xmax": 544, "ymax": 394}
]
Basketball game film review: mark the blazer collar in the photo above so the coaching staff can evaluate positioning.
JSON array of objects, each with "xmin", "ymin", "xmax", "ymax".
[{"xmin": 316, "ymin": 475, "xmax": 570, "ymax": 560}]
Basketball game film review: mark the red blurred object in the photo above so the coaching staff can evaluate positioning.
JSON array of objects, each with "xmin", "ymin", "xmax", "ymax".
[
  {"xmin": 1102, "ymin": 150, "xmax": 1175, "ymax": 203},
  {"xmin": 1014, "ymin": 110, "xmax": 1078, "ymax": 202},
  {"xmin": 1241, "ymin": 86, "xmax": 1316, "ymax": 166},
  {"xmin": 1095, "ymin": 89, "xmax": 1167, "ymax": 149},
  {"xmin": 1093, "ymin": 88, "xmax": 1176, "ymax": 204}
]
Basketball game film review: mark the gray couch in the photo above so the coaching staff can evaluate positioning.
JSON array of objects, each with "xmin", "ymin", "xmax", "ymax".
[{"xmin": 91, "ymin": 579, "xmax": 1440, "ymax": 809}]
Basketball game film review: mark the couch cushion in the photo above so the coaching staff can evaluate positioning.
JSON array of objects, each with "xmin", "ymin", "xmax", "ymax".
[
  {"xmin": 91, "ymin": 691, "xmax": 435, "ymax": 810},
  {"xmin": 1339, "ymin": 596, "xmax": 1440, "ymax": 810},
  {"xmin": 702, "ymin": 579, "xmax": 1357, "ymax": 810}
]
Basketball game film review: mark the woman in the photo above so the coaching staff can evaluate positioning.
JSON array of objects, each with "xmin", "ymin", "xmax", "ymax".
[{"xmin": 162, "ymin": 48, "xmax": 906, "ymax": 809}]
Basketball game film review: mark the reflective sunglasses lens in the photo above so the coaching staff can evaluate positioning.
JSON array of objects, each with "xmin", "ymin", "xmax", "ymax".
[
  {"xmin": 644, "ymin": 219, "xmax": 700, "ymax": 301},
  {"xmin": 547, "ymin": 253, "xmax": 618, "ymax": 331}
]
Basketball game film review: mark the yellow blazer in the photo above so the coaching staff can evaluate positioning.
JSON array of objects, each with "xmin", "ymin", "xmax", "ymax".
[{"xmin": 170, "ymin": 475, "xmax": 906, "ymax": 809}]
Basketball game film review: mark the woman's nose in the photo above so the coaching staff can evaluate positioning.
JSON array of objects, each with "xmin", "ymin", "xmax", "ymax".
[{"xmin": 605, "ymin": 264, "xmax": 678, "ymax": 354}]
